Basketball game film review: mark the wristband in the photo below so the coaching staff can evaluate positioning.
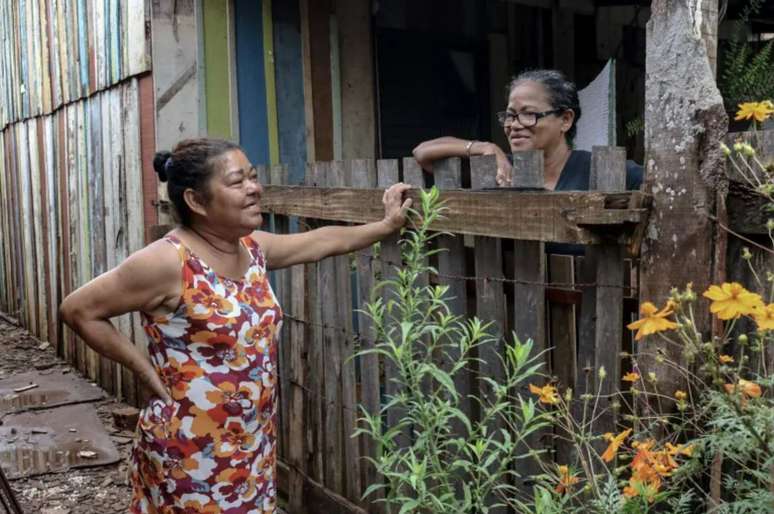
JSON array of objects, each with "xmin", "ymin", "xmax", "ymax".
[{"xmin": 465, "ymin": 140, "xmax": 477, "ymax": 157}]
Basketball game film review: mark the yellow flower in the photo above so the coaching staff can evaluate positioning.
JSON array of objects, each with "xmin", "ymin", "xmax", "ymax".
[
  {"xmin": 674, "ymin": 390, "xmax": 687, "ymax": 401},
  {"xmin": 703, "ymin": 282, "xmax": 764, "ymax": 320},
  {"xmin": 529, "ymin": 383, "xmax": 559, "ymax": 405},
  {"xmin": 555, "ymin": 465, "xmax": 581, "ymax": 494},
  {"xmin": 622, "ymin": 372, "xmax": 640, "ymax": 382},
  {"xmin": 735, "ymin": 101, "xmax": 774, "ymax": 123},
  {"xmin": 602, "ymin": 428, "xmax": 632, "ymax": 462},
  {"xmin": 719, "ymin": 354, "xmax": 734, "ymax": 364},
  {"xmin": 754, "ymin": 303, "xmax": 774, "ymax": 331},
  {"xmin": 627, "ymin": 301, "xmax": 678, "ymax": 341}
]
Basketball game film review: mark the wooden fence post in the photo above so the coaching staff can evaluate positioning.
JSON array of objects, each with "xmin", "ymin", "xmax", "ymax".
[
  {"xmin": 433, "ymin": 157, "xmax": 473, "ymax": 430},
  {"xmin": 510, "ymin": 149, "xmax": 547, "ymax": 492},
  {"xmin": 377, "ymin": 159, "xmax": 410, "ymax": 451},
  {"xmin": 334, "ymin": 160, "xmax": 362, "ymax": 502},
  {"xmin": 470, "ymin": 154, "xmax": 508, "ymax": 513},
  {"xmin": 305, "ymin": 161, "xmax": 325, "ymax": 482},
  {"xmin": 590, "ymin": 146, "xmax": 626, "ymax": 441},
  {"xmin": 270, "ymin": 164, "xmax": 292, "ymax": 465},
  {"xmin": 287, "ymin": 262, "xmax": 308, "ymax": 514},
  {"xmin": 351, "ymin": 159, "xmax": 386, "ymax": 513}
]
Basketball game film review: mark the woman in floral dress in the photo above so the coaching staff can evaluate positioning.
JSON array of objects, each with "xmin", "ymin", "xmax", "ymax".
[{"xmin": 60, "ymin": 138, "xmax": 411, "ymax": 513}]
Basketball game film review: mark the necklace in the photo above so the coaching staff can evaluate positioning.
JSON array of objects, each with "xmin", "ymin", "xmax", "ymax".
[{"xmin": 188, "ymin": 226, "xmax": 241, "ymax": 255}]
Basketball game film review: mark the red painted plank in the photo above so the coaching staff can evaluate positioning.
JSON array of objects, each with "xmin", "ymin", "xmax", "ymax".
[{"xmin": 138, "ymin": 73, "xmax": 157, "ymax": 243}]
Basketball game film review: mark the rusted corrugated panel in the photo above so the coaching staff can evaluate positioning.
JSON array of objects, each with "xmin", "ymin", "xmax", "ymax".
[{"xmin": 0, "ymin": 0, "xmax": 151, "ymax": 131}]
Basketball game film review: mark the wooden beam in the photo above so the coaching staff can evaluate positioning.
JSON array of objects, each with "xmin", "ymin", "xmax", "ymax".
[
  {"xmin": 277, "ymin": 461, "xmax": 368, "ymax": 514},
  {"xmin": 260, "ymin": 185, "xmax": 651, "ymax": 245}
]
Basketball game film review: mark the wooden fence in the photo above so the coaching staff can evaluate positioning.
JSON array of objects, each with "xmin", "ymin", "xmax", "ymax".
[{"xmin": 260, "ymin": 149, "xmax": 651, "ymax": 513}]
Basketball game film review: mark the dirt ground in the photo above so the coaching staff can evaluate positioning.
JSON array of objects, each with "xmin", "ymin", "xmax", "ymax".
[
  {"xmin": 0, "ymin": 319, "xmax": 135, "ymax": 514},
  {"xmin": 0, "ymin": 319, "xmax": 289, "ymax": 514}
]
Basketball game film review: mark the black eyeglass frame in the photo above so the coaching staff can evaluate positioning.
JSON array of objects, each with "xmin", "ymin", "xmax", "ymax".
[{"xmin": 496, "ymin": 109, "xmax": 565, "ymax": 128}]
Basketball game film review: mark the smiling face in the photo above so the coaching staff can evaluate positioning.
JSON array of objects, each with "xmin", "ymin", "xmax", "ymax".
[
  {"xmin": 189, "ymin": 149, "xmax": 264, "ymax": 236},
  {"xmin": 504, "ymin": 80, "xmax": 575, "ymax": 154}
]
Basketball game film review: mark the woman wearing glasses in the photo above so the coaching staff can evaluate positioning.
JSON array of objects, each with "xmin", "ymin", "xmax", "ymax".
[{"xmin": 413, "ymin": 69, "xmax": 643, "ymax": 191}]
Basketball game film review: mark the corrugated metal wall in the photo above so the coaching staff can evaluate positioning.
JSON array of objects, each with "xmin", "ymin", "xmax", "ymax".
[{"xmin": 0, "ymin": 0, "xmax": 154, "ymax": 404}]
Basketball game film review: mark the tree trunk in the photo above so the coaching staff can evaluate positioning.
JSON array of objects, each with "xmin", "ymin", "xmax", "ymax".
[{"xmin": 639, "ymin": 0, "xmax": 727, "ymax": 397}]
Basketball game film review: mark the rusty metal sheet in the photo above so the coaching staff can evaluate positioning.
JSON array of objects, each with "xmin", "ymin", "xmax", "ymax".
[
  {"xmin": 0, "ymin": 403, "xmax": 121, "ymax": 479},
  {"xmin": 0, "ymin": 370, "xmax": 104, "ymax": 414}
]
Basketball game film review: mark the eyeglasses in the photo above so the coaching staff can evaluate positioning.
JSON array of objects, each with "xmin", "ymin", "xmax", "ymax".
[{"xmin": 496, "ymin": 109, "xmax": 564, "ymax": 128}]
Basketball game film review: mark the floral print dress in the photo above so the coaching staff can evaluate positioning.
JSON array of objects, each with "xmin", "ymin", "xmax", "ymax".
[{"xmin": 130, "ymin": 235, "xmax": 282, "ymax": 514}]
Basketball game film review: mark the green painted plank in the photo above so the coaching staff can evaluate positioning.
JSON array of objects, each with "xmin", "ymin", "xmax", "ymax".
[
  {"xmin": 263, "ymin": 0, "xmax": 279, "ymax": 164},
  {"xmin": 203, "ymin": 0, "xmax": 233, "ymax": 139}
]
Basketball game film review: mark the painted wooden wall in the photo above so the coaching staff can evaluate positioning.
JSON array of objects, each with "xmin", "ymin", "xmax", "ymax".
[
  {"xmin": 0, "ymin": 79, "xmax": 153, "ymax": 403},
  {"xmin": 0, "ymin": 0, "xmax": 154, "ymax": 404},
  {"xmin": 0, "ymin": 0, "xmax": 150, "ymax": 131}
]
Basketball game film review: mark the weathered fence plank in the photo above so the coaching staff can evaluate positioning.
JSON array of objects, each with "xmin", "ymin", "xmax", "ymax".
[
  {"xmin": 306, "ymin": 161, "xmax": 325, "ymax": 483},
  {"xmin": 377, "ymin": 158, "xmax": 410, "ymax": 451},
  {"xmin": 336, "ymin": 161, "xmax": 362, "ymax": 504},
  {"xmin": 350, "ymin": 159, "xmax": 385, "ymax": 513},
  {"xmin": 590, "ymin": 146, "xmax": 627, "ymax": 442},
  {"xmin": 510, "ymin": 150, "xmax": 548, "ymax": 490},
  {"xmin": 470, "ymin": 155, "xmax": 508, "ymax": 513}
]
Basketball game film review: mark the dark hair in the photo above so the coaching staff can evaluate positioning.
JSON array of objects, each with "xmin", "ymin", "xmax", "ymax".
[
  {"xmin": 508, "ymin": 69, "xmax": 581, "ymax": 144},
  {"xmin": 152, "ymin": 138, "xmax": 241, "ymax": 226}
]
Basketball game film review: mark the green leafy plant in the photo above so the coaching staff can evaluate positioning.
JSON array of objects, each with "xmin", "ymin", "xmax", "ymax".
[
  {"xmin": 354, "ymin": 187, "xmax": 551, "ymax": 513},
  {"xmin": 719, "ymin": 0, "xmax": 774, "ymax": 110}
]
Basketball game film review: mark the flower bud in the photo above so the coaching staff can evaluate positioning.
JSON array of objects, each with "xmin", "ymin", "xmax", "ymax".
[
  {"xmin": 647, "ymin": 372, "xmax": 657, "ymax": 383},
  {"xmin": 739, "ymin": 334, "xmax": 749, "ymax": 346},
  {"xmin": 720, "ymin": 142, "xmax": 731, "ymax": 156},
  {"xmin": 598, "ymin": 366, "xmax": 607, "ymax": 381},
  {"xmin": 742, "ymin": 247, "xmax": 753, "ymax": 260}
]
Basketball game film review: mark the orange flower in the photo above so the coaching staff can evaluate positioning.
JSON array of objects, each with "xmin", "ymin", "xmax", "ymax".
[
  {"xmin": 529, "ymin": 383, "xmax": 559, "ymax": 405},
  {"xmin": 754, "ymin": 303, "xmax": 774, "ymax": 331},
  {"xmin": 602, "ymin": 428, "xmax": 632, "ymax": 462},
  {"xmin": 555, "ymin": 465, "xmax": 581, "ymax": 494},
  {"xmin": 703, "ymin": 283, "xmax": 764, "ymax": 320},
  {"xmin": 622, "ymin": 372, "xmax": 640, "ymax": 382},
  {"xmin": 719, "ymin": 354, "xmax": 734, "ymax": 364},
  {"xmin": 627, "ymin": 302, "xmax": 678, "ymax": 341},
  {"xmin": 724, "ymin": 378, "xmax": 762, "ymax": 399},
  {"xmin": 674, "ymin": 390, "xmax": 687, "ymax": 401}
]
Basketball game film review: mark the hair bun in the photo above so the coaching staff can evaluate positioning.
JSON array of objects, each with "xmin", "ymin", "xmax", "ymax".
[{"xmin": 153, "ymin": 151, "xmax": 172, "ymax": 182}]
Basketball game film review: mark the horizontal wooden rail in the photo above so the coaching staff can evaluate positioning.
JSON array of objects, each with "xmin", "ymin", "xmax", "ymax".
[{"xmin": 260, "ymin": 185, "xmax": 652, "ymax": 247}]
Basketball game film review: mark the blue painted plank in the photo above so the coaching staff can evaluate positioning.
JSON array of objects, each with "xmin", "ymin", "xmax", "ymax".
[
  {"xmin": 272, "ymin": 0, "xmax": 306, "ymax": 185},
  {"xmin": 234, "ymin": 0, "xmax": 270, "ymax": 166},
  {"xmin": 77, "ymin": 0, "xmax": 89, "ymax": 95}
]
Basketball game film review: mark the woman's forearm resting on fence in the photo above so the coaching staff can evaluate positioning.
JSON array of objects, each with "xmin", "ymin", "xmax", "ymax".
[
  {"xmin": 256, "ymin": 183, "xmax": 412, "ymax": 269},
  {"xmin": 412, "ymin": 137, "xmax": 512, "ymax": 185}
]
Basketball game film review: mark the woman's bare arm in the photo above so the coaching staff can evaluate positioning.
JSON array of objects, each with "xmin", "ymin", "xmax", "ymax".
[
  {"xmin": 59, "ymin": 241, "xmax": 182, "ymax": 404},
  {"xmin": 412, "ymin": 137, "xmax": 512, "ymax": 185},
  {"xmin": 253, "ymin": 183, "xmax": 412, "ymax": 270}
]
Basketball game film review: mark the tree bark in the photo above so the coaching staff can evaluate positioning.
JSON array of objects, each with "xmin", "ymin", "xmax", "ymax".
[{"xmin": 639, "ymin": 0, "xmax": 728, "ymax": 397}]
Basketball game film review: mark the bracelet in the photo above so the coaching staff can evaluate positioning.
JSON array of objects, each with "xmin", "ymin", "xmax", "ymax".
[{"xmin": 465, "ymin": 140, "xmax": 477, "ymax": 157}]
